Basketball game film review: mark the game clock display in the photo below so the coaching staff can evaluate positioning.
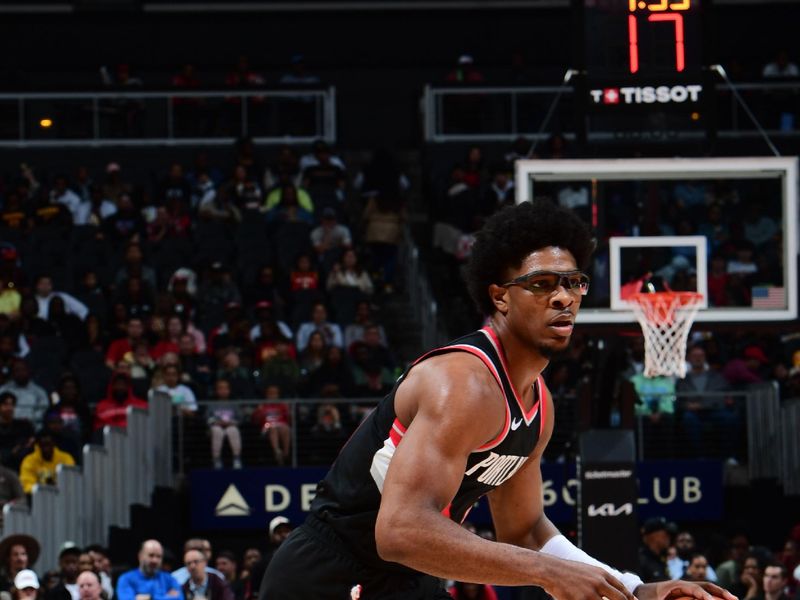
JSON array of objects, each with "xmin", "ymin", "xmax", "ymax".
[
  {"xmin": 583, "ymin": 0, "xmax": 704, "ymax": 80},
  {"xmin": 577, "ymin": 0, "xmax": 711, "ymax": 139}
]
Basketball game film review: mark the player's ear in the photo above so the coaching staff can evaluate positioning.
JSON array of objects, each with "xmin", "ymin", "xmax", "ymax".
[{"xmin": 488, "ymin": 284, "xmax": 509, "ymax": 315}]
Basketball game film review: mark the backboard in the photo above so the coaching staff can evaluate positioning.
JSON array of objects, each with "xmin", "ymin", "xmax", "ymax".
[{"xmin": 514, "ymin": 157, "xmax": 798, "ymax": 324}]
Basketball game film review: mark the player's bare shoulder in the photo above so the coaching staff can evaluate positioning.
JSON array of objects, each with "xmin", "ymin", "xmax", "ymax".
[{"xmin": 394, "ymin": 351, "xmax": 506, "ymax": 443}]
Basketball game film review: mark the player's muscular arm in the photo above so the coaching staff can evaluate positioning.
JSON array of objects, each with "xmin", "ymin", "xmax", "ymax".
[{"xmin": 374, "ymin": 355, "xmax": 628, "ymax": 596}]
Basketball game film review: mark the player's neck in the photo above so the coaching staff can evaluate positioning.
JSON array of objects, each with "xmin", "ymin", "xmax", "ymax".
[{"xmin": 487, "ymin": 319, "xmax": 548, "ymax": 403}]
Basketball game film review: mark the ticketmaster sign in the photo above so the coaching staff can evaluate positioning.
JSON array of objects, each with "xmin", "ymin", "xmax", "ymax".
[{"xmin": 189, "ymin": 460, "xmax": 723, "ymax": 530}]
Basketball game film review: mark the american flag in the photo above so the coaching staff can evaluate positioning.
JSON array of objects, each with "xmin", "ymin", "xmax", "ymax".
[{"xmin": 752, "ymin": 286, "xmax": 785, "ymax": 309}]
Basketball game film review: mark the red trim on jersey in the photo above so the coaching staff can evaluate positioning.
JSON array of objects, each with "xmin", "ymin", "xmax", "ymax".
[
  {"xmin": 389, "ymin": 418, "xmax": 406, "ymax": 446},
  {"xmin": 481, "ymin": 326, "xmax": 540, "ymax": 424},
  {"xmin": 441, "ymin": 504, "xmax": 452, "ymax": 518},
  {"xmin": 538, "ymin": 376, "xmax": 548, "ymax": 437},
  {"xmin": 401, "ymin": 342, "xmax": 512, "ymax": 453}
]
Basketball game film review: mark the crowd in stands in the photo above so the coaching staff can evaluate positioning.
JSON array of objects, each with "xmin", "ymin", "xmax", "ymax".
[
  {"xmin": 0, "ymin": 515, "xmax": 797, "ymax": 600},
  {"xmin": 0, "ymin": 138, "xmax": 409, "ymax": 477}
]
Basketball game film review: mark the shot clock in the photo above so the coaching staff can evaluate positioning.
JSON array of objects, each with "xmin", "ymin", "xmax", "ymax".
[{"xmin": 575, "ymin": 0, "xmax": 713, "ymax": 142}]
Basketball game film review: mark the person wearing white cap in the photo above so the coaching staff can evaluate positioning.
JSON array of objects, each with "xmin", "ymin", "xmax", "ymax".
[
  {"xmin": 268, "ymin": 517, "xmax": 292, "ymax": 547},
  {"xmin": 12, "ymin": 570, "xmax": 38, "ymax": 600}
]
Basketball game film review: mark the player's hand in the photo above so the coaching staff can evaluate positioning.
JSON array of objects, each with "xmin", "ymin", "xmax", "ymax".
[
  {"xmin": 633, "ymin": 580, "xmax": 738, "ymax": 600},
  {"xmin": 542, "ymin": 559, "xmax": 635, "ymax": 600}
]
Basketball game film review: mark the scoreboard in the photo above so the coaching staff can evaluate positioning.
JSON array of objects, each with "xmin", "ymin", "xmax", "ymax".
[{"xmin": 576, "ymin": 0, "xmax": 713, "ymax": 142}]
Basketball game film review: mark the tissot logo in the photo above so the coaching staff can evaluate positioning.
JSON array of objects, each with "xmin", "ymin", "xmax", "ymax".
[
  {"xmin": 587, "ymin": 502, "xmax": 634, "ymax": 517},
  {"xmin": 590, "ymin": 85, "xmax": 702, "ymax": 105}
]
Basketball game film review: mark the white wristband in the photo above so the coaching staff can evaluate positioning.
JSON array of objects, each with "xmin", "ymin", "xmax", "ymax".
[{"xmin": 539, "ymin": 534, "xmax": 643, "ymax": 594}]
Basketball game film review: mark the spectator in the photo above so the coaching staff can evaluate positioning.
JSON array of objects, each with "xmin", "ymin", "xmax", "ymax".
[
  {"xmin": 677, "ymin": 345, "xmax": 739, "ymax": 459},
  {"xmin": 93, "ymin": 372, "xmax": 147, "ymax": 432},
  {"xmin": 208, "ymin": 379, "xmax": 242, "ymax": 470},
  {"xmin": 343, "ymin": 301, "xmax": 386, "ymax": 349},
  {"xmin": 263, "ymin": 184, "xmax": 314, "ymax": 226},
  {"xmin": 11, "ymin": 570, "xmax": 39, "ymax": 600},
  {"xmin": 762, "ymin": 50, "xmax": 800, "ymax": 78},
  {"xmin": 76, "ymin": 571, "xmax": 102, "ymax": 600},
  {"xmin": 83, "ymin": 546, "xmax": 113, "ymax": 599},
  {"xmin": 445, "ymin": 53, "xmax": 485, "ymax": 84},
  {"xmin": 102, "ymin": 193, "xmax": 145, "ymax": 249},
  {"xmin": 669, "ymin": 530, "xmax": 719, "ymax": 582},
  {"xmin": 151, "ymin": 365, "xmax": 197, "ymax": 415},
  {"xmin": 262, "ymin": 183, "xmax": 314, "ymax": 216},
  {"xmin": 105, "ymin": 318, "xmax": 146, "ymax": 369},
  {"xmin": 45, "ymin": 373, "xmax": 91, "ymax": 446},
  {"xmin": 0, "ymin": 463, "xmax": 23, "ymax": 511},
  {"xmin": 0, "ymin": 277, "xmax": 21, "ymax": 322},
  {"xmin": 638, "ymin": 517, "xmax": 673, "ymax": 583},
  {"xmin": 350, "ymin": 341, "xmax": 395, "ymax": 399},
  {"xmin": 49, "ymin": 175, "xmax": 83, "ymax": 225},
  {"xmin": 0, "ymin": 361, "xmax": 49, "ymax": 423},
  {"xmin": 760, "ymin": 563, "xmax": 791, "ymax": 600},
  {"xmin": 717, "ymin": 533, "xmax": 751, "ymax": 591},
  {"xmin": 171, "ymin": 540, "xmax": 221, "ymax": 587},
  {"xmin": 0, "ymin": 535, "xmax": 39, "ymax": 592},
  {"xmin": 307, "ymin": 402, "xmax": 345, "ymax": 465},
  {"xmin": 45, "ymin": 295, "xmax": 86, "ymax": 353},
  {"xmin": 683, "ymin": 553, "xmax": 712, "ymax": 582},
  {"xmin": 249, "ymin": 301, "xmax": 292, "ymax": 345},
  {"xmin": 114, "ymin": 243, "xmax": 157, "ymax": 292},
  {"xmin": 45, "ymin": 544, "xmax": 81, "ymax": 600},
  {"xmin": 246, "ymin": 517, "xmax": 293, "ymax": 600},
  {"xmin": 214, "ymin": 351, "xmax": 254, "ymax": 400},
  {"xmin": 115, "ymin": 540, "xmax": 182, "ymax": 600},
  {"xmin": 723, "ymin": 346, "xmax": 769, "ymax": 387},
  {"xmin": 482, "ymin": 163, "xmax": 515, "ymax": 216},
  {"xmin": 251, "ymin": 385, "xmax": 291, "ymax": 466},
  {"xmin": 263, "ymin": 146, "xmax": 301, "ymax": 191},
  {"xmin": 0, "ymin": 392, "xmax": 35, "ymax": 471},
  {"xmin": 196, "ymin": 264, "xmax": 242, "ymax": 334},
  {"xmin": 19, "ymin": 430, "xmax": 76, "ymax": 494},
  {"xmin": 356, "ymin": 324, "xmax": 395, "ymax": 371},
  {"xmin": 75, "ymin": 184, "xmax": 117, "ymax": 227},
  {"xmin": 34, "ymin": 276, "xmax": 88, "ymax": 321},
  {"xmin": 295, "ymin": 303, "xmax": 343, "ymax": 352},
  {"xmin": 361, "ymin": 193, "xmax": 405, "ymax": 293},
  {"xmin": 729, "ymin": 554, "xmax": 765, "ymax": 600},
  {"xmin": 448, "ymin": 581, "xmax": 498, "ymax": 599},
  {"xmin": 177, "ymin": 333, "xmax": 211, "ymax": 396},
  {"xmin": 310, "ymin": 208, "xmax": 352, "ymax": 272},
  {"xmin": 181, "ymin": 550, "xmax": 231, "ymax": 600},
  {"xmin": 287, "ymin": 254, "xmax": 322, "ymax": 322},
  {"xmin": 326, "ymin": 249, "xmax": 374, "ymax": 296},
  {"xmin": 279, "ymin": 54, "xmax": 320, "ymax": 86},
  {"xmin": 742, "ymin": 203, "xmax": 779, "ymax": 251},
  {"xmin": 237, "ymin": 548, "xmax": 262, "ymax": 600},
  {"xmin": 298, "ymin": 140, "xmax": 346, "ymax": 175},
  {"xmin": 212, "ymin": 552, "xmax": 241, "ymax": 600},
  {"xmin": 306, "ymin": 345, "xmax": 354, "ymax": 399},
  {"xmin": 297, "ymin": 331, "xmax": 326, "ymax": 378},
  {"xmin": 258, "ymin": 338, "xmax": 300, "ymax": 396}
]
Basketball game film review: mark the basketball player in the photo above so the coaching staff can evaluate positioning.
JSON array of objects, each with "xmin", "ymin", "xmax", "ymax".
[{"xmin": 261, "ymin": 202, "xmax": 736, "ymax": 600}]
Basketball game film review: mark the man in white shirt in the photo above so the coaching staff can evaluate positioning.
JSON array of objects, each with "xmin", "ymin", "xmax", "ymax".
[
  {"xmin": 50, "ymin": 175, "xmax": 84, "ymax": 224},
  {"xmin": 0, "ymin": 361, "xmax": 49, "ymax": 422},
  {"xmin": 295, "ymin": 302, "xmax": 343, "ymax": 352},
  {"xmin": 34, "ymin": 276, "xmax": 88, "ymax": 321}
]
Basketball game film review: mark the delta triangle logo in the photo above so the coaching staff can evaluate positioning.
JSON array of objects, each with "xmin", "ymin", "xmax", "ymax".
[{"xmin": 215, "ymin": 484, "xmax": 251, "ymax": 517}]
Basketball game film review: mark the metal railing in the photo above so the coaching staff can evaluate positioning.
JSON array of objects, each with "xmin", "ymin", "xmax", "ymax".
[
  {"xmin": 422, "ymin": 81, "xmax": 800, "ymax": 143},
  {"xmin": 780, "ymin": 397, "xmax": 800, "ymax": 495},
  {"xmin": 0, "ymin": 88, "xmax": 336, "ymax": 147},
  {"xmin": 403, "ymin": 228, "xmax": 447, "ymax": 352},
  {"xmin": 1, "ymin": 393, "xmax": 173, "ymax": 572},
  {"xmin": 632, "ymin": 384, "xmax": 782, "ymax": 472},
  {"xmin": 174, "ymin": 397, "xmax": 381, "ymax": 475}
]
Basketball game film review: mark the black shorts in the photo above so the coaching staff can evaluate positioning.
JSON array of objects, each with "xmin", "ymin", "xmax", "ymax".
[{"xmin": 260, "ymin": 514, "xmax": 452, "ymax": 600}]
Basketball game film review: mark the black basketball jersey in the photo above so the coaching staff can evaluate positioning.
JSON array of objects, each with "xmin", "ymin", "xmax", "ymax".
[{"xmin": 310, "ymin": 326, "xmax": 549, "ymax": 573}]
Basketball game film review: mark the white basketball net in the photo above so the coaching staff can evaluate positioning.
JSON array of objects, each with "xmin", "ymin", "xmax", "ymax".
[{"xmin": 628, "ymin": 292, "xmax": 702, "ymax": 378}]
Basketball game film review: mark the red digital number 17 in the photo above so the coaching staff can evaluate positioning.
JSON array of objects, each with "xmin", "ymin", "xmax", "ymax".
[{"xmin": 628, "ymin": 4, "xmax": 688, "ymax": 74}]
